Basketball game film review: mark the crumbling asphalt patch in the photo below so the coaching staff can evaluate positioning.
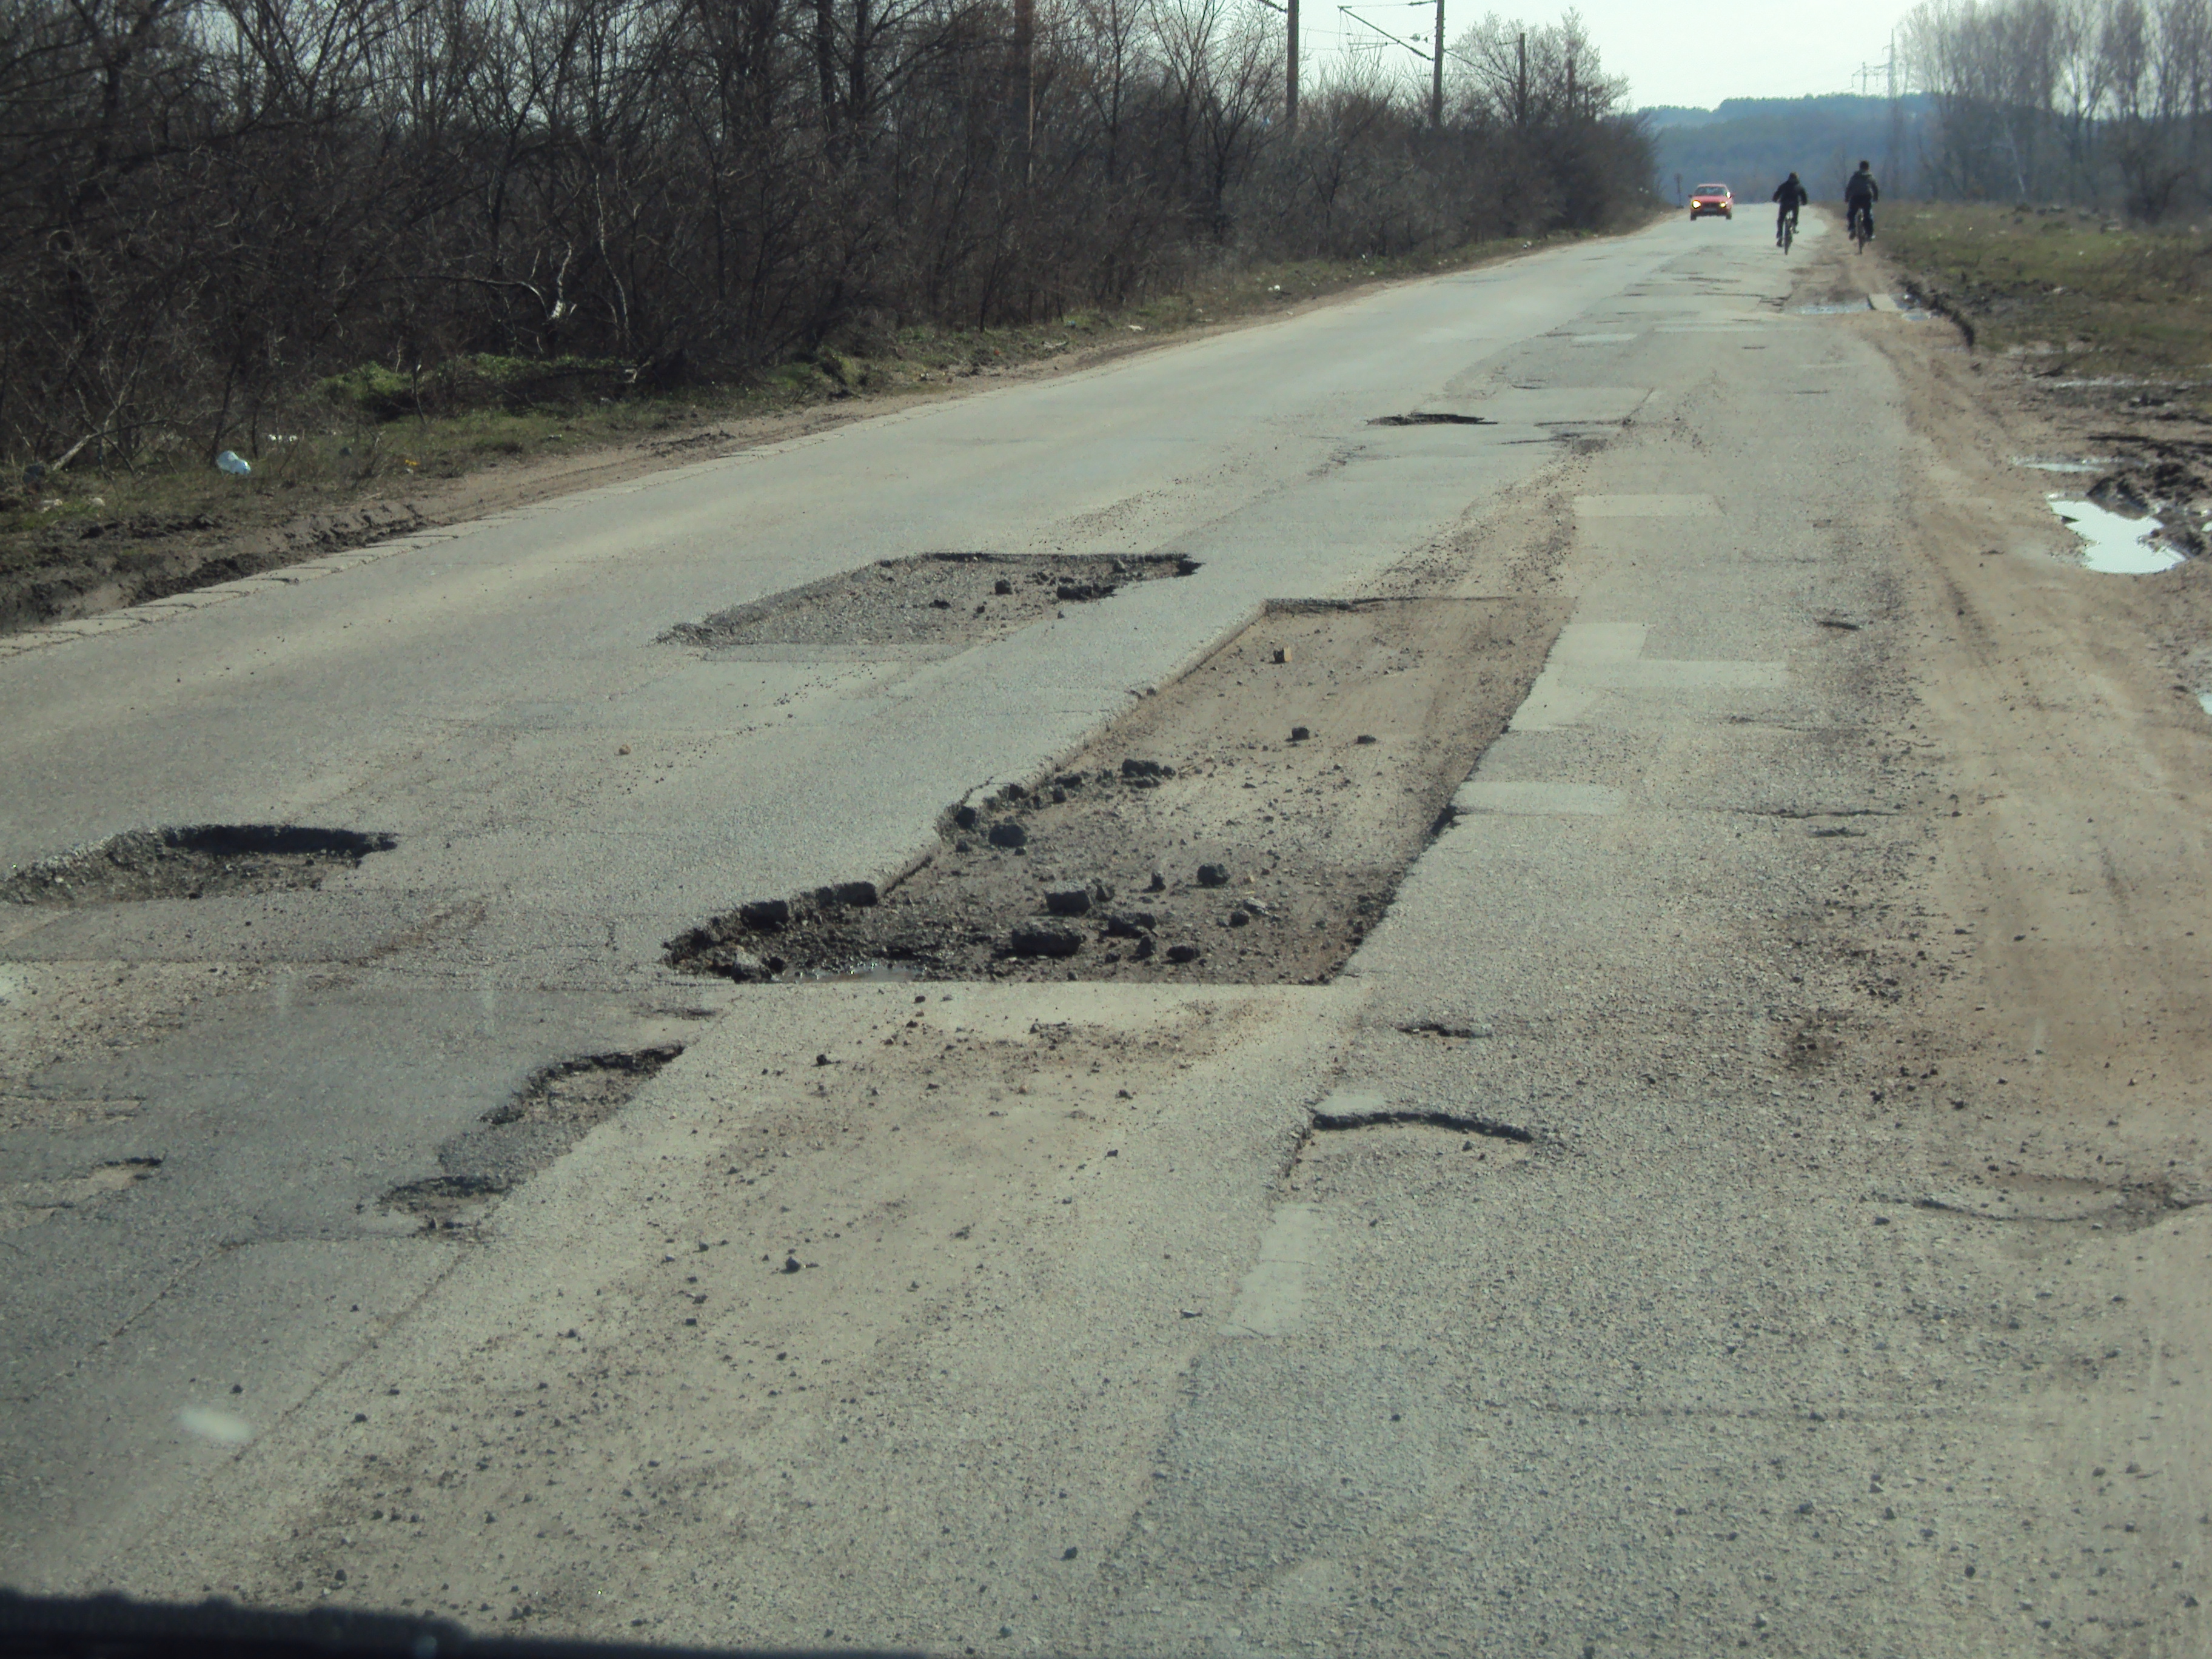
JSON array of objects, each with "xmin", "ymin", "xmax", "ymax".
[
  {"xmin": 1, "ymin": 826, "xmax": 397, "ymax": 906},
  {"xmin": 662, "ymin": 552, "xmax": 1199, "ymax": 656},
  {"xmin": 666, "ymin": 596, "xmax": 1563, "ymax": 985},
  {"xmin": 382, "ymin": 1045, "xmax": 684, "ymax": 1230}
]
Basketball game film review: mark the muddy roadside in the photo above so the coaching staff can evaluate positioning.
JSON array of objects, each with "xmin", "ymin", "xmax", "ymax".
[
  {"xmin": 1805, "ymin": 218, "xmax": 2212, "ymax": 1275},
  {"xmin": 1853, "ymin": 206, "xmax": 2212, "ymax": 692},
  {"xmin": 0, "ymin": 229, "xmax": 1613, "ymax": 641}
]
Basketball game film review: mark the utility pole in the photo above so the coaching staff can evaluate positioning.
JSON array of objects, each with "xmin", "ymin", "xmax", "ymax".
[
  {"xmin": 1430, "ymin": 0, "xmax": 1444, "ymax": 127},
  {"xmin": 1287, "ymin": 0, "xmax": 1298, "ymax": 129},
  {"xmin": 1883, "ymin": 30, "xmax": 1903, "ymax": 195}
]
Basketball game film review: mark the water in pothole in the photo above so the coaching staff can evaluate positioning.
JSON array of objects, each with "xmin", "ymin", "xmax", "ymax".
[
  {"xmin": 2047, "ymin": 495, "xmax": 2187, "ymax": 574},
  {"xmin": 2014, "ymin": 456, "xmax": 2120, "ymax": 474},
  {"xmin": 794, "ymin": 962, "xmax": 924, "ymax": 984}
]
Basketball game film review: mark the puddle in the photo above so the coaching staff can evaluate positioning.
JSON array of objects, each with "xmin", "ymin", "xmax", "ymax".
[
  {"xmin": 2044, "ymin": 376, "xmax": 2212, "ymax": 389},
  {"xmin": 2015, "ymin": 456, "xmax": 2120, "ymax": 474},
  {"xmin": 793, "ymin": 961, "xmax": 923, "ymax": 984},
  {"xmin": 2047, "ymin": 495, "xmax": 2187, "ymax": 574},
  {"xmin": 665, "ymin": 553, "xmax": 1197, "ymax": 657},
  {"xmin": 1793, "ymin": 301, "xmax": 1871, "ymax": 315},
  {"xmin": 1, "ymin": 826, "xmax": 396, "ymax": 907},
  {"xmin": 666, "ymin": 597, "xmax": 1566, "ymax": 987}
]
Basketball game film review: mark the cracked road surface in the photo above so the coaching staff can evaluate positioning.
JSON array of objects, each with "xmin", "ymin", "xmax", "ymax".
[{"xmin": 4, "ymin": 215, "xmax": 2210, "ymax": 1656}]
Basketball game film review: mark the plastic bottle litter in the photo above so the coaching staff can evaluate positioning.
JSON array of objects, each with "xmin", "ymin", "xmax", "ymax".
[{"xmin": 215, "ymin": 450, "xmax": 251, "ymax": 476}]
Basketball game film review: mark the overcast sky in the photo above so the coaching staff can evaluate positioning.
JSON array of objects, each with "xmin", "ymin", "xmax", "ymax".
[{"xmin": 1311, "ymin": 0, "xmax": 1915, "ymax": 112}]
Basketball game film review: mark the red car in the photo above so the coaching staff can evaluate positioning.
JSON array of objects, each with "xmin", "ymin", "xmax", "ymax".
[{"xmin": 1688, "ymin": 183, "xmax": 1734, "ymax": 220}]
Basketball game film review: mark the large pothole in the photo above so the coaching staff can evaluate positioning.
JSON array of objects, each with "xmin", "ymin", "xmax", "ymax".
[
  {"xmin": 668, "ymin": 597, "xmax": 1563, "ymax": 985},
  {"xmin": 382, "ymin": 1045, "xmax": 684, "ymax": 1230},
  {"xmin": 663, "ymin": 552, "xmax": 1198, "ymax": 657},
  {"xmin": 1, "ymin": 826, "xmax": 397, "ymax": 906}
]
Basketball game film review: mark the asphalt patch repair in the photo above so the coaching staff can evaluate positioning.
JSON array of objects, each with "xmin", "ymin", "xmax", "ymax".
[
  {"xmin": 668, "ymin": 595, "xmax": 1563, "ymax": 984},
  {"xmin": 662, "ymin": 552, "xmax": 1198, "ymax": 656}
]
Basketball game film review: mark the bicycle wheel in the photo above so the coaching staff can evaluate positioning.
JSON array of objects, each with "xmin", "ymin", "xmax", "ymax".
[{"xmin": 1781, "ymin": 216, "xmax": 1794, "ymax": 253}]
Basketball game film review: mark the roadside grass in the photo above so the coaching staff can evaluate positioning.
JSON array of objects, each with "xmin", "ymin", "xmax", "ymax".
[
  {"xmin": 0, "ymin": 227, "xmax": 1612, "ymax": 597},
  {"xmin": 1882, "ymin": 203, "xmax": 2212, "ymax": 404}
]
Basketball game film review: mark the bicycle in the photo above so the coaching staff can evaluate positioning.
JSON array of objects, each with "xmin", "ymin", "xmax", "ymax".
[
  {"xmin": 1849, "ymin": 204, "xmax": 1872, "ymax": 252},
  {"xmin": 1778, "ymin": 211, "xmax": 1796, "ymax": 253}
]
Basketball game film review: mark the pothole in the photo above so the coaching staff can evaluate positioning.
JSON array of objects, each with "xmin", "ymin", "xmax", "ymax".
[
  {"xmin": 3, "ymin": 1155, "xmax": 163, "ymax": 1232},
  {"xmin": 1287, "ymin": 1113, "xmax": 1538, "ymax": 1195},
  {"xmin": 381, "ymin": 1045, "xmax": 683, "ymax": 1231},
  {"xmin": 666, "ymin": 596, "xmax": 1563, "ymax": 985},
  {"xmin": 1899, "ymin": 1175, "xmax": 2207, "ymax": 1231},
  {"xmin": 1310, "ymin": 1106, "xmax": 1535, "ymax": 1141},
  {"xmin": 1, "ymin": 826, "xmax": 395, "ymax": 906},
  {"xmin": 1398, "ymin": 1021, "xmax": 1494, "ymax": 1042},
  {"xmin": 1367, "ymin": 412, "xmax": 1497, "ymax": 427},
  {"xmin": 662, "ymin": 553, "xmax": 1198, "ymax": 657}
]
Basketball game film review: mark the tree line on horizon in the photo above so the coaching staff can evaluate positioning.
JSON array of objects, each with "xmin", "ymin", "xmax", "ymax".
[
  {"xmin": 0, "ymin": 0, "xmax": 1652, "ymax": 471},
  {"xmin": 1903, "ymin": 0, "xmax": 2212, "ymax": 215}
]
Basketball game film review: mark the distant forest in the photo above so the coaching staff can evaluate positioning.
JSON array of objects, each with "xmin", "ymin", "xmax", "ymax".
[
  {"xmin": 1, "ymin": 0, "xmax": 1655, "ymax": 469},
  {"xmin": 1643, "ymin": 94, "xmax": 1936, "ymax": 204},
  {"xmin": 1901, "ymin": 0, "xmax": 2212, "ymax": 217},
  {"xmin": 1650, "ymin": 0, "xmax": 2212, "ymax": 221}
]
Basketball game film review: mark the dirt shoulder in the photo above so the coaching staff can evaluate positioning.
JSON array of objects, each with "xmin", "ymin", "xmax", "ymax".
[
  {"xmin": 1853, "ymin": 207, "xmax": 2212, "ymax": 695},
  {"xmin": 1817, "ymin": 220, "xmax": 2212, "ymax": 1496},
  {"xmin": 1783, "ymin": 211, "xmax": 2212, "ymax": 1198},
  {"xmin": 0, "ymin": 227, "xmax": 1623, "ymax": 640}
]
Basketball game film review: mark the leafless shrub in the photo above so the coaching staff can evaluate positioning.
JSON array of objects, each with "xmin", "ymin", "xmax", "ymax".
[
  {"xmin": 1905, "ymin": 0, "xmax": 2212, "ymax": 213},
  {"xmin": 0, "ymin": 0, "xmax": 1654, "ymax": 468}
]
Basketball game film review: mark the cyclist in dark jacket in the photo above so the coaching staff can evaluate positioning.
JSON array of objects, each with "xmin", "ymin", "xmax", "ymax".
[
  {"xmin": 1772, "ymin": 173, "xmax": 1810, "ymax": 245},
  {"xmin": 1843, "ymin": 161, "xmax": 1880, "ymax": 240}
]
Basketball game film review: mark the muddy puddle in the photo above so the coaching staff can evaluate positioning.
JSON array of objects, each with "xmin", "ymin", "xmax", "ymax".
[
  {"xmin": 2046, "ymin": 495, "xmax": 2187, "ymax": 574},
  {"xmin": 1, "ymin": 826, "xmax": 395, "ymax": 907},
  {"xmin": 668, "ymin": 597, "xmax": 1563, "ymax": 985},
  {"xmin": 1792, "ymin": 298, "xmax": 1930, "ymax": 318},
  {"xmin": 663, "ymin": 553, "xmax": 1196, "ymax": 657}
]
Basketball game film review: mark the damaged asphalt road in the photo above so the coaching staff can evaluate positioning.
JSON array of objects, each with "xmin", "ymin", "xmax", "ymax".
[
  {"xmin": 3, "ymin": 214, "xmax": 2210, "ymax": 1657},
  {"xmin": 666, "ymin": 597, "xmax": 1561, "ymax": 985}
]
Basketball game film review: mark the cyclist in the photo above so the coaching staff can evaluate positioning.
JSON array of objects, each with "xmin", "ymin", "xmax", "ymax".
[
  {"xmin": 1772, "ymin": 172, "xmax": 1810, "ymax": 246},
  {"xmin": 1843, "ymin": 160, "xmax": 1880, "ymax": 242}
]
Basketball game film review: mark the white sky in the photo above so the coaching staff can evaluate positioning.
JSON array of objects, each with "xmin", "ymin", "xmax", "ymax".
[{"xmin": 1310, "ymin": 0, "xmax": 1917, "ymax": 111}]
